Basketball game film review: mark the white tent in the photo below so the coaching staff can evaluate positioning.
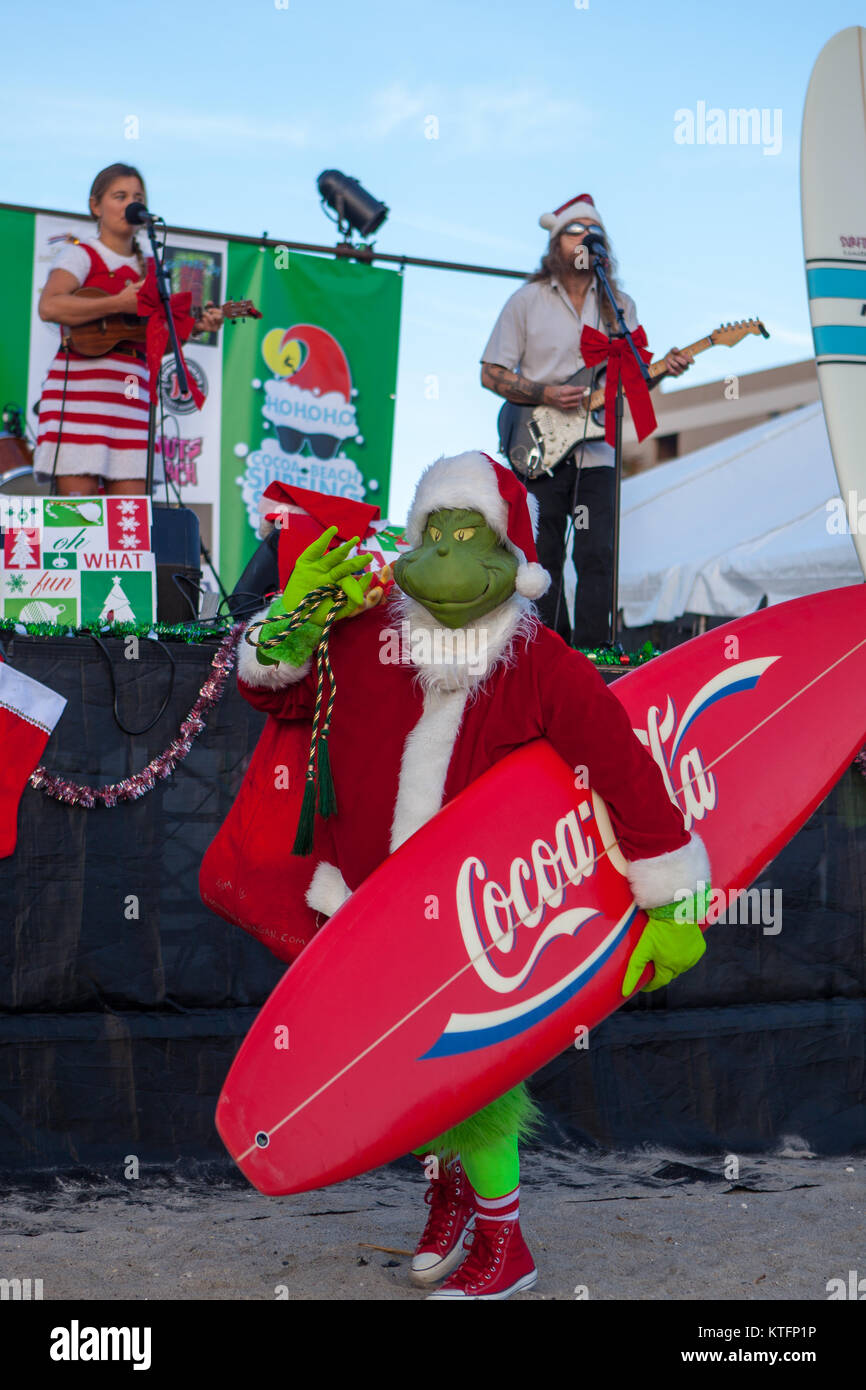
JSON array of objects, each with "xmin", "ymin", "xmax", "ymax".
[{"xmin": 617, "ymin": 402, "xmax": 864, "ymax": 627}]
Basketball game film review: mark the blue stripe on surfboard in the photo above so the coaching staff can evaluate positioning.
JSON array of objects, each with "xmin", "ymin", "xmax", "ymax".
[
  {"xmin": 807, "ymin": 267, "xmax": 866, "ymax": 298},
  {"xmin": 669, "ymin": 673, "xmax": 764, "ymax": 760},
  {"xmin": 418, "ymin": 906, "xmax": 638, "ymax": 1059},
  {"xmin": 812, "ymin": 326, "xmax": 866, "ymax": 358}
]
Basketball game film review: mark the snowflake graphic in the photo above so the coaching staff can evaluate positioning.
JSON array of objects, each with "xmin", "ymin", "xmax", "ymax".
[
  {"xmin": 118, "ymin": 534, "xmax": 140, "ymax": 549},
  {"xmin": 118, "ymin": 500, "xmax": 139, "ymax": 516},
  {"xmin": 119, "ymin": 518, "xmax": 140, "ymax": 534},
  {"xmin": 5, "ymin": 573, "xmax": 27, "ymax": 593}
]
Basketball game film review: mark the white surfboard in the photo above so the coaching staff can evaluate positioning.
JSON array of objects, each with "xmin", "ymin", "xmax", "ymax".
[{"xmin": 801, "ymin": 26, "xmax": 866, "ymax": 579}]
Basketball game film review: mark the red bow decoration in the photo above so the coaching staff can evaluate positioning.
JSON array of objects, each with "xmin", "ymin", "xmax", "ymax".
[
  {"xmin": 135, "ymin": 261, "xmax": 205, "ymax": 409},
  {"xmin": 579, "ymin": 324, "xmax": 656, "ymax": 445}
]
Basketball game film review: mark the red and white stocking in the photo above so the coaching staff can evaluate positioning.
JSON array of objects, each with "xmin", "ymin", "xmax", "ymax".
[{"xmin": 0, "ymin": 659, "xmax": 66, "ymax": 858}]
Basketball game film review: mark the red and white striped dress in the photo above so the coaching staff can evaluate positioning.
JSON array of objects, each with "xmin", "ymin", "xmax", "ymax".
[{"xmin": 34, "ymin": 239, "xmax": 151, "ymax": 484}]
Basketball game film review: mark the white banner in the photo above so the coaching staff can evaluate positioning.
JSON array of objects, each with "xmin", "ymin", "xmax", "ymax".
[{"xmin": 28, "ymin": 213, "xmax": 227, "ymax": 569}]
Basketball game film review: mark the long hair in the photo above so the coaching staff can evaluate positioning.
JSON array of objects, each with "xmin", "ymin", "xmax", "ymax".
[
  {"xmin": 528, "ymin": 228, "xmax": 626, "ymax": 333},
  {"xmin": 88, "ymin": 163, "xmax": 147, "ymax": 275}
]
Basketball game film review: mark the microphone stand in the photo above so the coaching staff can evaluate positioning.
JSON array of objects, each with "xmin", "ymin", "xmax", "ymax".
[
  {"xmin": 156, "ymin": 458, "xmax": 232, "ymax": 613},
  {"xmin": 132, "ymin": 210, "xmax": 224, "ymax": 622},
  {"xmin": 136, "ymin": 213, "xmax": 189, "ymax": 497},
  {"xmin": 591, "ymin": 252, "xmax": 651, "ymax": 647}
]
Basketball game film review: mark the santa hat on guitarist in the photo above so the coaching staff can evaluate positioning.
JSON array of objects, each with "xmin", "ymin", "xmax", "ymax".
[
  {"xmin": 539, "ymin": 192, "xmax": 605, "ymax": 242},
  {"xmin": 405, "ymin": 451, "xmax": 551, "ymax": 600}
]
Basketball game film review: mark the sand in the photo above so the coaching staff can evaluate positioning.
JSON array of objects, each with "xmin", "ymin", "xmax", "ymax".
[{"xmin": 2, "ymin": 1145, "xmax": 863, "ymax": 1301}]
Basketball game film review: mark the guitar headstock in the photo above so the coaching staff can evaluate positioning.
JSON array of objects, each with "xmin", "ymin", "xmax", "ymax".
[
  {"xmin": 711, "ymin": 318, "xmax": 770, "ymax": 346},
  {"xmin": 223, "ymin": 299, "xmax": 262, "ymax": 321},
  {"xmin": 192, "ymin": 299, "xmax": 263, "ymax": 322}
]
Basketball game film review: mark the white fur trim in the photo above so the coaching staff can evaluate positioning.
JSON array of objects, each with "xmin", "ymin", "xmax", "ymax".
[
  {"xmin": 626, "ymin": 832, "xmax": 712, "ymax": 911},
  {"xmin": 539, "ymin": 201, "xmax": 604, "ymax": 238},
  {"xmin": 235, "ymin": 607, "xmax": 313, "ymax": 688},
  {"xmin": 305, "ymin": 861, "xmax": 352, "ymax": 917},
  {"xmin": 406, "ymin": 453, "xmax": 511, "ymax": 550},
  {"xmin": 515, "ymin": 562, "xmax": 551, "ymax": 599},
  {"xmin": 390, "ymin": 686, "xmax": 469, "ymax": 852},
  {"xmin": 0, "ymin": 662, "xmax": 66, "ymax": 735},
  {"xmin": 387, "ymin": 590, "xmax": 537, "ymax": 695}
]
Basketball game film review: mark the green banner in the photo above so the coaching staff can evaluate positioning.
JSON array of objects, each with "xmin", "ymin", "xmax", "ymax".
[
  {"xmin": 0, "ymin": 205, "xmax": 403, "ymax": 597},
  {"xmin": 0, "ymin": 206, "xmax": 34, "ymax": 410},
  {"xmin": 220, "ymin": 245, "xmax": 402, "ymax": 587}
]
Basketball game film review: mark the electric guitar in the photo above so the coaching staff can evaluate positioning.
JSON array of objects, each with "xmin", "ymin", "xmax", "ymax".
[
  {"xmin": 497, "ymin": 317, "xmax": 770, "ymax": 479},
  {"xmin": 65, "ymin": 287, "xmax": 262, "ymax": 357}
]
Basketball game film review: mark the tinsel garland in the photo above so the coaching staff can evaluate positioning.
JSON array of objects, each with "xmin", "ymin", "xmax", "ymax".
[
  {"xmin": 0, "ymin": 619, "xmax": 655, "ymax": 664},
  {"xmin": 28, "ymin": 623, "xmax": 244, "ymax": 809},
  {"xmin": 578, "ymin": 639, "xmax": 658, "ymax": 667},
  {"xmin": 0, "ymin": 617, "xmax": 233, "ymax": 646}
]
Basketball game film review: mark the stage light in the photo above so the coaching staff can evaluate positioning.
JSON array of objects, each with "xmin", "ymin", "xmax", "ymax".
[{"xmin": 317, "ymin": 171, "xmax": 389, "ymax": 239}]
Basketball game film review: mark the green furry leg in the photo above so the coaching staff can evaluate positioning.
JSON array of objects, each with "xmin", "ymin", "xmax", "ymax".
[
  {"xmin": 411, "ymin": 1133, "xmax": 518, "ymax": 1197},
  {"xmin": 414, "ymin": 1081, "xmax": 542, "ymax": 1165},
  {"xmin": 461, "ymin": 1134, "xmax": 518, "ymax": 1198}
]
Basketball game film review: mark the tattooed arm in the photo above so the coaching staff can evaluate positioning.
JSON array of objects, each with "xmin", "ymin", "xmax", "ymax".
[
  {"xmin": 481, "ymin": 362, "xmax": 589, "ymax": 412},
  {"xmin": 480, "ymin": 291, "xmax": 588, "ymax": 410},
  {"xmin": 480, "ymin": 361, "xmax": 546, "ymax": 405}
]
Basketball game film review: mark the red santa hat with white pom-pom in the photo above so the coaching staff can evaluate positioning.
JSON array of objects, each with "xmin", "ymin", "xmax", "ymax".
[
  {"xmin": 404, "ymin": 451, "xmax": 551, "ymax": 600},
  {"xmin": 539, "ymin": 192, "xmax": 605, "ymax": 242}
]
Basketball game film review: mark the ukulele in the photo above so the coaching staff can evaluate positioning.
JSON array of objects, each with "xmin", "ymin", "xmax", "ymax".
[
  {"xmin": 498, "ymin": 317, "xmax": 770, "ymax": 478},
  {"xmin": 65, "ymin": 286, "xmax": 262, "ymax": 357}
]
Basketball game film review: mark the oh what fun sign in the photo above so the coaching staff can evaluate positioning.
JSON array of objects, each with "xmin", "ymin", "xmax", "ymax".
[{"xmin": 0, "ymin": 496, "xmax": 156, "ymax": 628}]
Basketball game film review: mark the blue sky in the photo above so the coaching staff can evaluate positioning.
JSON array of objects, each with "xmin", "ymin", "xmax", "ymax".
[{"xmin": 1, "ymin": 0, "xmax": 861, "ymax": 521}]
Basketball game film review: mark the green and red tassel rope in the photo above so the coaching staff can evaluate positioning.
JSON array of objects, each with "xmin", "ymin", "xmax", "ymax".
[{"xmin": 244, "ymin": 584, "xmax": 347, "ymax": 854}]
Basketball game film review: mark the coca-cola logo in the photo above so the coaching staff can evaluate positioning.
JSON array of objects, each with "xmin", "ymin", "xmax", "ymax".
[{"xmin": 422, "ymin": 656, "xmax": 779, "ymax": 1060}]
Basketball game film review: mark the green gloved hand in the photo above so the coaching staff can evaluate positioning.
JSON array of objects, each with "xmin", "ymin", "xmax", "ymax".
[
  {"xmin": 256, "ymin": 526, "xmax": 374, "ymax": 666},
  {"xmin": 621, "ymin": 886, "xmax": 711, "ymax": 996},
  {"xmin": 282, "ymin": 525, "xmax": 374, "ymax": 626}
]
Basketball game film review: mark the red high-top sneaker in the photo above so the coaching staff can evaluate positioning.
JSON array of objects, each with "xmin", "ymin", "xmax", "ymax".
[
  {"xmin": 426, "ymin": 1216, "xmax": 537, "ymax": 1299},
  {"xmin": 409, "ymin": 1158, "xmax": 476, "ymax": 1287}
]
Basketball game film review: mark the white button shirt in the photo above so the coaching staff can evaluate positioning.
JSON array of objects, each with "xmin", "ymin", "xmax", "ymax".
[{"xmin": 481, "ymin": 276, "xmax": 639, "ymax": 467}]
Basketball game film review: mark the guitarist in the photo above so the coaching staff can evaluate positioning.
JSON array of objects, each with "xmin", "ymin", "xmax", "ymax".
[
  {"xmin": 480, "ymin": 194, "xmax": 692, "ymax": 646},
  {"xmin": 33, "ymin": 163, "xmax": 223, "ymax": 497}
]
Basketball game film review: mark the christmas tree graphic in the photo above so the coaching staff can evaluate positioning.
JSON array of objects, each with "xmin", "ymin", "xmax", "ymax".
[
  {"xmin": 9, "ymin": 530, "xmax": 38, "ymax": 568},
  {"xmin": 99, "ymin": 577, "xmax": 136, "ymax": 623}
]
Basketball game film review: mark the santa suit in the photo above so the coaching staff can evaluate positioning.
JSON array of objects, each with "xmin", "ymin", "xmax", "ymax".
[
  {"xmin": 228, "ymin": 449, "xmax": 712, "ymax": 1298},
  {"xmin": 235, "ymin": 588, "xmax": 710, "ymax": 919}
]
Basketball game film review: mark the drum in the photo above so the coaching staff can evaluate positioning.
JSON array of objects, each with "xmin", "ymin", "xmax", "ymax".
[{"xmin": 0, "ymin": 434, "xmax": 46, "ymax": 494}]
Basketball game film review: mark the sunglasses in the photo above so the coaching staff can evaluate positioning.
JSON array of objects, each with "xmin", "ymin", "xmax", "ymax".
[
  {"xmin": 276, "ymin": 426, "xmax": 342, "ymax": 460},
  {"xmin": 560, "ymin": 222, "xmax": 595, "ymax": 236}
]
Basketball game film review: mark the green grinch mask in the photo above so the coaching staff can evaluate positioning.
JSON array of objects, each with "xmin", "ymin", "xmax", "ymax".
[{"xmin": 393, "ymin": 508, "xmax": 518, "ymax": 628}]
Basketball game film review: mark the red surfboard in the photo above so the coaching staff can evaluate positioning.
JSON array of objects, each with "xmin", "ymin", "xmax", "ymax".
[{"xmin": 216, "ymin": 584, "xmax": 866, "ymax": 1195}]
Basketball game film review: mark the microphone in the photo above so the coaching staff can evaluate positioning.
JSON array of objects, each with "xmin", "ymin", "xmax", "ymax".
[
  {"xmin": 583, "ymin": 227, "xmax": 608, "ymax": 260},
  {"xmin": 124, "ymin": 202, "xmax": 157, "ymax": 227}
]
